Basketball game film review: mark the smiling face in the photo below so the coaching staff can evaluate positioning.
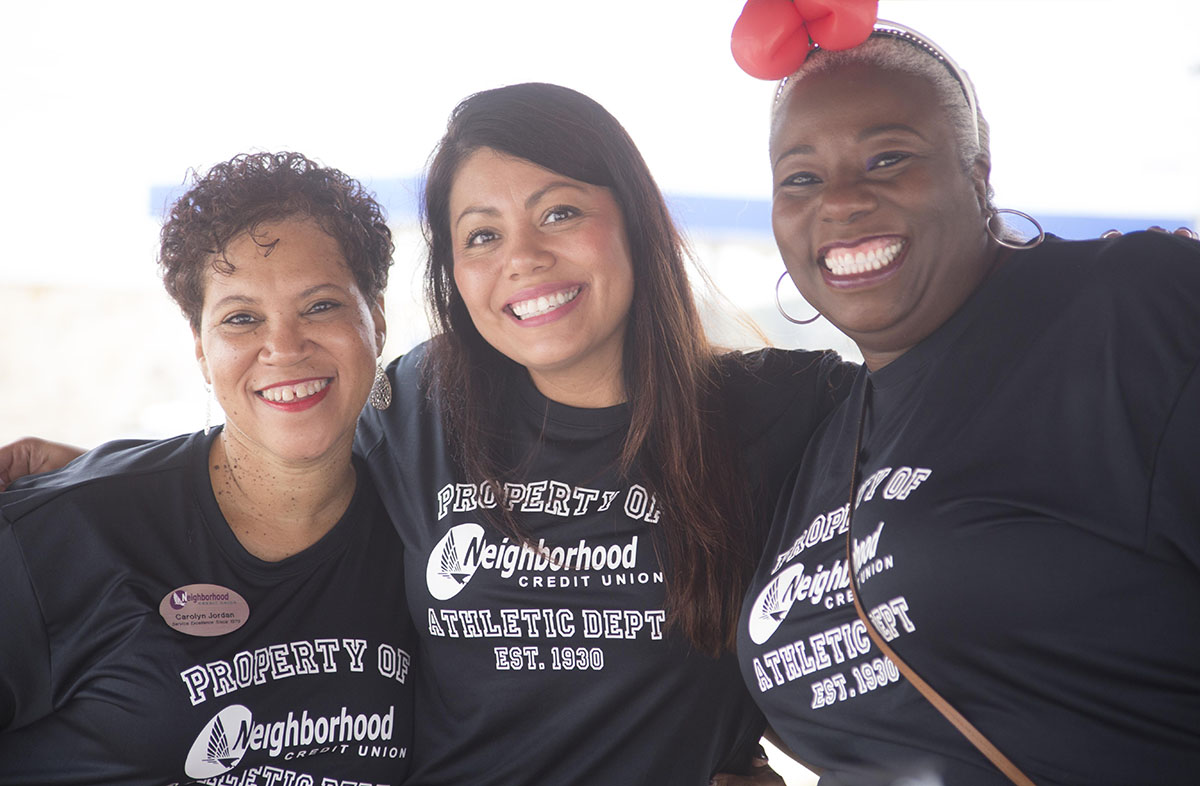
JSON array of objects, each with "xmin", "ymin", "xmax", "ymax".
[
  {"xmin": 449, "ymin": 148, "xmax": 635, "ymax": 405},
  {"xmin": 771, "ymin": 63, "xmax": 996, "ymax": 370},
  {"xmin": 195, "ymin": 217, "xmax": 385, "ymax": 465}
]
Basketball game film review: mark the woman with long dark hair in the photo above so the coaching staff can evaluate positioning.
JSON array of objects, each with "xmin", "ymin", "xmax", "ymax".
[{"xmin": 354, "ymin": 82, "xmax": 852, "ymax": 784}]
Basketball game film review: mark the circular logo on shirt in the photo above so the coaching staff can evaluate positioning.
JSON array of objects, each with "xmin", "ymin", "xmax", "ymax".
[
  {"xmin": 159, "ymin": 583, "xmax": 250, "ymax": 637},
  {"xmin": 747, "ymin": 563, "xmax": 808, "ymax": 645},
  {"xmin": 185, "ymin": 704, "xmax": 252, "ymax": 778},
  {"xmin": 426, "ymin": 523, "xmax": 485, "ymax": 600}
]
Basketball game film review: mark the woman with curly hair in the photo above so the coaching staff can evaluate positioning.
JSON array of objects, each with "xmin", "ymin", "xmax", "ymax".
[{"xmin": 0, "ymin": 152, "xmax": 415, "ymax": 784}]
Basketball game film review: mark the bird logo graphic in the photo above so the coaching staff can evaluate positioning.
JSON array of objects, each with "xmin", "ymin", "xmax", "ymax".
[
  {"xmin": 184, "ymin": 705, "xmax": 252, "ymax": 778},
  {"xmin": 439, "ymin": 530, "xmax": 473, "ymax": 585},
  {"xmin": 748, "ymin": 563, "xmax": 807, "ymax": 645},
  {"xmin": 426, "ymin": 523, "xmax": 486, "ymax": 600}
]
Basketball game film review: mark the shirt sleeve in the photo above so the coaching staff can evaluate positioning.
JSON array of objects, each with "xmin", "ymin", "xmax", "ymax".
[
  {"xmin": 0, "ymin": 520, "xmax": 53, "ymax": 731},
  {"xmin": 1145, "ymin": 356, "xmax": 1200, "ymax": 572}
]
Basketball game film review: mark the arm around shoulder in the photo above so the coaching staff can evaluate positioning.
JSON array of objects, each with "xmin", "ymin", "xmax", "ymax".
[{"xmin": 0, "ymin": 438, "xmax": 86, "ymax": 491}]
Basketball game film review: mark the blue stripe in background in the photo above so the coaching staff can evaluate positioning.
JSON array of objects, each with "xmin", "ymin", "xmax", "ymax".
[
  {"xmin": 149, "ymin": 178, "xmax": 424, "ymax": 224},
  {"xmin": 151, "ymin": 181, "xmax": 1193, "ymax": 241},
  {"xmin": 662, "ymin": 195, "xmax": 1196, "ymax": 240}
]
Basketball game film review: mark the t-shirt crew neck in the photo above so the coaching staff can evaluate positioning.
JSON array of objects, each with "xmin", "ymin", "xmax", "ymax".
[
  {"xmin": 192, "ymin": 429, "xmax": 368, "ymax": 579},
  {"xmin": 512, "ymin": 369, "xmax": 632, "ymax": 434}
]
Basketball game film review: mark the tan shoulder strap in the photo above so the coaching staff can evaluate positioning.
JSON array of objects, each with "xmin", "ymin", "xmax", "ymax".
[
  {"xmin": 845, "ymin": 552, "xmax": 1036, "ymax": 786},
  {"xmin": 844, "ymin": 382, "xmax": 1036, "ymax": 786}
]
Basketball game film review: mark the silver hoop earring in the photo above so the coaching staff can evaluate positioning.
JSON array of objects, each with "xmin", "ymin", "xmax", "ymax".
[
  {"xmin": 204, "ymin": 383, "xmax": 214, "ymax": 436},
  {"xmin": 369, "ymin": 360, "xmax": 392, "ymax": 410},
  {"xmin": 986, "ymin": 208, "xmax": 1045, "ymax": 250},
  {"xmin": 775, "ymin": 271, "xmax": 822, "ymax": 325}
]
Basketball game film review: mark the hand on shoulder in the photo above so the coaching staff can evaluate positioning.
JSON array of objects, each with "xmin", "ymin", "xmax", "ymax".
[
  {"xmin": 1101, "ymin": 226, "xmax": 1198, "ymax": 241},
  {"xmin": 0, "ymin": 437, "xmax": 85, "ymax": 490}
]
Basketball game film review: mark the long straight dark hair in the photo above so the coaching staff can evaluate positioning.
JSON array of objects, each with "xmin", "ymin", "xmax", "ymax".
[{"xmin": 421, "ymin": 83, "xmax": 752, "ymax": 655}]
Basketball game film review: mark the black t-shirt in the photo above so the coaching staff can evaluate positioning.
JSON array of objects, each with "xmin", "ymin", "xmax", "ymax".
[
  {"xmin": 738, "ymin": 233, "xmax": 1200, "ymax": 785},
  {"xmin": 0, "ymin": 430, "xmax": 415, "ymax": 785},
  {"xmin": 356, "ymin": 344, "xmax": 851, "ymax": 785}
]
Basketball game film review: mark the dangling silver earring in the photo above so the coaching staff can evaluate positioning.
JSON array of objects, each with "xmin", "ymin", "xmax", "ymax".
[
  {"xmin": 369, "ymin": 360, "xmax": 392, "ymax": 410},
  {"xmin": 204, "ymin": 383, "xmax": 214, "ymax": 436},
  {"xmin": 775, "ymin": 270, "xmax": 822, "ymax": 325},
  {"xmin": 986, "ymin": 208, "xmax": 1045, "ymax": 250}
]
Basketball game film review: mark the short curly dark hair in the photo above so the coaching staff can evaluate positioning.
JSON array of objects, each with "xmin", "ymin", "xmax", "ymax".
[{"xmin": 159, "ymin": 151, "xmax": 393, "ymax": 330}]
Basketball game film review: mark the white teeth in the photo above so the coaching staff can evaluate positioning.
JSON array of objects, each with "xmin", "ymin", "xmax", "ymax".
[
  {"xmin": 260, "ymin": 378, "xmax": 330, "ymax": 403},
  {"xmin": 510, "ymin": 287, "xmax": 582, "ymax": 320},
  {"xmin": 824, "ymin": 241, "xmax": 904, "ymax": 276}
]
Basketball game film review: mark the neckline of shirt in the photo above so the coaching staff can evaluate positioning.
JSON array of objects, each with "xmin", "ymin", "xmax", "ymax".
[
  {"xmin": 190, "ymin": 427, "xmax": 370, "ymax": 577},
  {"xmin": 868, "ymin": 236, "xmax": 1058, "ymax": 392},
  {"xmin": 513, "ymin": 370, "xmax": 632, "ymax": 432}
]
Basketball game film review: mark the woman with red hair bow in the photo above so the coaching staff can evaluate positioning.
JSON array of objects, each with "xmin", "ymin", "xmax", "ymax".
[{"xmin": 733, "ymin": 10, "xmax": 1200, "ymax": 785}]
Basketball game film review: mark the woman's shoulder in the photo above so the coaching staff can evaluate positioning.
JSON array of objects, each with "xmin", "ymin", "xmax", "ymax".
[
  {"xmin": 1, "ymin": 433, "xmax": 199, "ymax": 523},
  {"xmin": 1096, "ymin": 228, "xmax": 1200, "ymax": 260},
  {"xmin": 383, "ymin": 339, "xmax": 433, "ymax": 385},
  {"xmin": 999, "ymin": 233, "xmax": 1200, "ymax": 347},
  {"xmin": 1030, "ymin": 232, "xmax": 1200, "ymax": 290},
  {"xmin": 1099, "ymin": 230, "xmax": 1200, "ymax": 291},
  {"xmin": 716, "ymin": 347, "xmax": 856, "ymax": 399},
  {"xmin": 999, "ymin": 233, "xmax": 1200, "ymax": 419},
  {"xmin": 356, "ymin": 339, "xmax": 440, "ymax": 457},
  {"xmin": 714, "ymin": 347, "xmax": 857, "ymax": 444}
]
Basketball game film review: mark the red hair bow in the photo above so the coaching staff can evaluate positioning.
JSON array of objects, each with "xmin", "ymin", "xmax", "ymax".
[{"xmin": 731, "ymin": 0, "xmax": 879, "ymax": 80}]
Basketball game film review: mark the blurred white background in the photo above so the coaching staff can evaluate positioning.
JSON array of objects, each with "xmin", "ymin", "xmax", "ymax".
[
  {"xmin": 1, "ymin": 1, "xmax": 1198, "ymax": 781},
  {"xmin": 3, "ymin": 0, "xmax": 1197, "ymax": 450}
]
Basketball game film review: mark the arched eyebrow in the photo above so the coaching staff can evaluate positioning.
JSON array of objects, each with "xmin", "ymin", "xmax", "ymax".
[
  {"xmin": 773, "ymin": 144, "xmax": 815, "ymax": 169},
  {"xmin": 858, "ymin": 123, "xmax": 927, "ymax": 142},
  {"xmin": 207, "ymin": 284, "xmax": 347, "ymax": 312},
  {"xmin": 454, "ymin": 181, "xmax": 589, "ymax": 230}
]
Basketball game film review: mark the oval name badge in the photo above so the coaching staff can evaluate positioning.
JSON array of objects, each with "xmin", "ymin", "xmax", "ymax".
[{"xmin": 159, "ymin": 583, "xmax": 250, "ymax": 637}]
